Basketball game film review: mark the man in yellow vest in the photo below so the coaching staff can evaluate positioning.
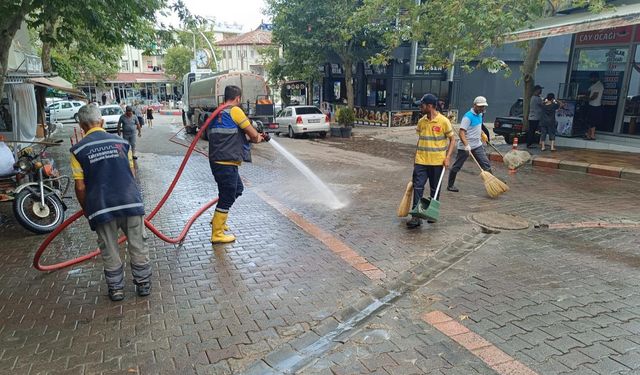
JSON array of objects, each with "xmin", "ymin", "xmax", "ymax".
[
  {"xmin": 407, "ymin": 94, "xmax": 456, "ymax": 228},
  {"xmin": 208, "ymin": 86, "xmax": 265, "ymax": 243}
]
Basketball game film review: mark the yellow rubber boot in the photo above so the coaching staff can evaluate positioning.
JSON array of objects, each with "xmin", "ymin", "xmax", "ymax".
[
  {"xmin": 210, "ymin": 216, "xmax": 230, "ymax": 231},
  {"xmin": 211, "ymin": 211, "xmax": 235, "ymax": 243}
]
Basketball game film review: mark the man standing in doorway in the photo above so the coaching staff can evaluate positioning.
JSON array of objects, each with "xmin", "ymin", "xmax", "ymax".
[
  {"xmin": 117, "ymin": 106, "xmax": 142, "ymax": 160},
  {"xmin": 585, "ymin": 72, "xmax": 604, "ymax": 140},
  {"xmin": 71, "ymin": 105, "xmax": 150, "ymax": 301},
  {"xmin": 407, "ymin": 93, "xmax": 456, "ymax": 229},
  {"xmin": 527, "ymin": 85, "xmax": 543, "ymax": 148},
  {"xmin": 208, "ymin": 85, "xmax": 265, "ymax": 243},
  {"xmin": 447, "ymin": 96, "xmax": 492, "ymax": 193}
]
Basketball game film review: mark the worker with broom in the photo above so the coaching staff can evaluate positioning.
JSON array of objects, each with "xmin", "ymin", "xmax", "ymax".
[
  {"xmin": 406, "ymin": 93, "xmax": 456, "ymax": 229},
  {"xmin": 447, "ymin": 96, "xmax": 493, "ymax": 193}
]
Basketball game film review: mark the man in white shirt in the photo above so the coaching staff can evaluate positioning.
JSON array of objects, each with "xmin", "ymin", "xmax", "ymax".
[
  {"xmin": 527, "ymin": 85, "xmax": 543, "ymax": 148},
  {"xmin": 585, "ymin": 72, "xmax": 604, "ymax": 140}
]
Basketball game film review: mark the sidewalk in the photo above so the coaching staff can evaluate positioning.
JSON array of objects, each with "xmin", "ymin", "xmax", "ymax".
[{"xmin": 351, "ymin": 125, "xmax": 640, "ymax": 181}]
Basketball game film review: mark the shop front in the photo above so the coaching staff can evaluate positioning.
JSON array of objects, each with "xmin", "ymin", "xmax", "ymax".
[{"xmin": 562, "ymin": 25, "xmax": 640, "ymax": 137}]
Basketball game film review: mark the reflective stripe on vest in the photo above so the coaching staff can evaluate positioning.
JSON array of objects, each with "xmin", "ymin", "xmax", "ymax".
[
  {"xmin": 73, "ymin": 138, "xmax": 129, "ymax": 154},
  {"xmin": 417, "ymin": 146, "xmax": 448, "ymax": 152},
  {"xmin": 87, "ymin": 202, "xmax": 145, "ymax": 221},
  {"xmin": 419, "ymin": 135, "xmax": 447, "ymax": 141}
]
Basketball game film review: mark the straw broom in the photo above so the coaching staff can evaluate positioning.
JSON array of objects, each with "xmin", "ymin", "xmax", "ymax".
[
  {"xmin": 397, "ymin": 181, "xmax": 413, "ymax": 217},
  {"xmin": 468, "ymin": 151, "xmax": 509, "ymax": 198}
]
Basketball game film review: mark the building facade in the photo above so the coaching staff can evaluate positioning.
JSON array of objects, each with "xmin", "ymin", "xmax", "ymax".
[{"xmin": 216, "ymin": 25, "xmax": 273, "ymax": 79}]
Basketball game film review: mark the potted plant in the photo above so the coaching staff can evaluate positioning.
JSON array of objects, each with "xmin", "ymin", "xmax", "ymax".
[{"xmin": 336, "ymin": 107, "xmax": 355, "ymax": 138}]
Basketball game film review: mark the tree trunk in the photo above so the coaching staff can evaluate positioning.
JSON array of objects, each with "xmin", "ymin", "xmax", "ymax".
[
  {"xmin": 38, "ymin": 17, "xmax": 56, "ymax": 130},
  {"xmin": 0, "ymin": 12, "xmax": 27, "ymax": 102},
  {"xmin": 521, "ymin": 38, "xmax": 547, "ymax": 131},
  {"xmin": 344, "ymin": 55, "xmax": 354, "ymax": 108}
]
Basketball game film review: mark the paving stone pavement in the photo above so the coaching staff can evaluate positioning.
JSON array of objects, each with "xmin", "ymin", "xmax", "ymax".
[{"xmin": 0, "ymin": 118, "xmax": 639, "ymax": 374}]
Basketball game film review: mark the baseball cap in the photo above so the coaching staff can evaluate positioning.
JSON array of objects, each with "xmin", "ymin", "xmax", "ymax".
[
  {"xmin": 533, "ymin": 85, "xmax": 543, "ymax": 91},
  {"xmin": 473, "ymin": 96, "xmax": 489, "ymax": 107},
  {"xmin": 420, "ymin": 93, "xmax": 438, "ymax": 106}
]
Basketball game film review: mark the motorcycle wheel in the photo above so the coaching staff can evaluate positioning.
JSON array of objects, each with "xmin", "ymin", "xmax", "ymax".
[{"xmin": 12, "ymin": 190, "xmax": 65, "ymax": 234}]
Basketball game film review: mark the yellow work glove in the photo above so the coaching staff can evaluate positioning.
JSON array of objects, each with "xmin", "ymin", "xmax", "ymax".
[{"xmin": 481, "ymin": 132, "xmax": 488, "ymax": 144}]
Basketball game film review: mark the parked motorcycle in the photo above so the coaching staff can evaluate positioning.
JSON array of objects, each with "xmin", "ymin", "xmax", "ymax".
[{"xmin": 1, "ymin": 140, "xmax": 69, "ymax": 234}]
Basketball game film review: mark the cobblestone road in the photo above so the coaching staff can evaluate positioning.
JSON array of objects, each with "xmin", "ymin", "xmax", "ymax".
[{"xmin": 0, "ymin": 117, "xmax": 639, "ymax": 374}]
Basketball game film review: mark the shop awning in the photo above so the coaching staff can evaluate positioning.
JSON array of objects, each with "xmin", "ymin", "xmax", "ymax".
[
  {"xmin": 26, "ymin": 76, "xmax": 86, "ymax": 98},
  {"xmin": 506, "ymin": 2, "xmax": 640, "ymax": 43}
]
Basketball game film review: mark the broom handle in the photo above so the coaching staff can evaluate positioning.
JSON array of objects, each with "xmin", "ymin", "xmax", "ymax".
[
  {"xmin": 468, "ymin": 149, "xmax": 484, "ymax": 172},
  {"xmin": 434, "ymin": 166, "xmax": 446, "ymax": 198},
  {"xmin": 487, "ymin": 142, "xmax": 504, "ymax": 158}
]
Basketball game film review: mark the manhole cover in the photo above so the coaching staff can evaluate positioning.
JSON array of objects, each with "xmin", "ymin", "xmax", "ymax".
[{"xmin": 469, "ymin": 212, "xmax": 530, "ymax": 231}]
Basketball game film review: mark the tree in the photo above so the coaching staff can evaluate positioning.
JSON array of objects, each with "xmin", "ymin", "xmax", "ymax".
[
  {"xmin": 0, "ymin": 0, "xmax": 189, "ymax": 101},
  {"xmin": 163, "ymin": 46, "xmax": 192, "ymax": 82},
  {"xmin": 358, "ymin": 0, "xmax": 605, "ymax": 124},
  {"xmin": 266, "ymin": 0, "xmax": 386, "ymax": 108}
]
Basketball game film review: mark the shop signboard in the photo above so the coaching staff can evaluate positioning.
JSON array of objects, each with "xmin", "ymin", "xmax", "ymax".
[{"xmin": 575, "ymin": 26, "xmax": 633, "ymax": 46}]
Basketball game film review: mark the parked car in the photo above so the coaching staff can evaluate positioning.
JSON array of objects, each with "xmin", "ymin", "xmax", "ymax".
[
  {"xmin": 493, "ymin": 98, "xmax": 539, "ymax": 144},
  {"xmin": 99, "ymin": 105, "xmax": 124, "ymax": 132},
  {"xmin": 275, "ymin": 105, "xmax": 330, "ymax": 138},
  {"xmin": 47, "ymin": 100, "xmax": 84, "ymax": 122}
]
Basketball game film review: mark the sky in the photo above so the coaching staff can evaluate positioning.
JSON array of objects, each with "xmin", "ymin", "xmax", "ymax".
[{"xmin": 172, "ymin": 0, "xmax": 270, "ymax": 32}]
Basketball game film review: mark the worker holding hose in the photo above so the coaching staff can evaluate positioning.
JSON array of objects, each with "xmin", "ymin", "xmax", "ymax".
[
  {"xmin": 209, "ymin": 85, "xmax": 265, "ymax": 243},
  {"xmin": 70, "ymin": 105, "xmax": 150, "ymax": 301}
]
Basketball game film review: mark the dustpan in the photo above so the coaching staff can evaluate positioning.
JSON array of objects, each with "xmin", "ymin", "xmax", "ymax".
[{"xmin": 409, "ymin": 166, "xmax": 446, "ymax": 222}]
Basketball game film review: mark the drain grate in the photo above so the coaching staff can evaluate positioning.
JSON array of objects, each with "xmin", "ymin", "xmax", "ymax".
[{"xmin": 468, "ymin": 212, "xmax": 530, "ymax": 231}]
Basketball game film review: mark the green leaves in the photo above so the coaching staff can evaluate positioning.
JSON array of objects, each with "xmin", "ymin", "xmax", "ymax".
[{"xmin": 163, "ymin": 46, "xmax": 193, "ymax": 83}]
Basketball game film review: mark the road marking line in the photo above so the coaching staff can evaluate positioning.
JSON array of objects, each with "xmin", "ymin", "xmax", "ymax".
[
  {"xmin": 255, "ymin": 190, "xmax": 385, "ymax": 280},
  {"xmin": 422, "ymin": 311, "xmax": 539, "ymax": 375}
]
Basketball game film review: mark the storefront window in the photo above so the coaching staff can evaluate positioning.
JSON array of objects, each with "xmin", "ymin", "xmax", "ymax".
[
  {"xmin": 399, "ymin": 79, "xmax": 449, "ymax": 110},
  {"xmin": 366, "ymin": 78, "xmax": 386, "ymax": 107},
  {"xmin": 570, "ymin": 47, "xmax": 628, "ymax": 132},
  {"xmin": 0, "ymin": 89, "xmax": 12, "ymax": 133},
  {"xmin": 623, "ymin": 46, "xmax": 640, "ymax": 135}
]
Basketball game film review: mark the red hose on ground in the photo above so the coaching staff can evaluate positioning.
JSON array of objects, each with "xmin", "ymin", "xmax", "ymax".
[{"xmin": 33, "ymin": 105, "xmax": 229, "ymax": 271}]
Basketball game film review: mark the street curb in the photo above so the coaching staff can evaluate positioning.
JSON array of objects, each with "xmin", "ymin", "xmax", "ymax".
[
  {"xmin": 488, "ymin": 151, "xmax": 638, "ymax": 181},
  {"xmin": 531, "ymin": 156, "xmax": 559, "ymax": 169},
  {"xmin": 558, "ymin": 160, "xmax": 590, "ymax": 173},
  {"xmin": 621, "ymin": 168, "xmax": 640, "ymax": 181}
]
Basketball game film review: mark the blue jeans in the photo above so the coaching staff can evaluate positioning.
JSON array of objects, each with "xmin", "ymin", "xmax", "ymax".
[
  {"xmin": 210, "ymin": 163, "xmax": 244, "ymax": 212},
  {"xmin": 412, "ymin": 164, "xmax": 444, "ymax": 209}
]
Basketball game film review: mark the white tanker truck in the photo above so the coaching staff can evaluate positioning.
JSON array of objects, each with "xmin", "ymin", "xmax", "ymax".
[{"xmin": 182, "ymin": 71, "xmax": 277, "ymax": 138}]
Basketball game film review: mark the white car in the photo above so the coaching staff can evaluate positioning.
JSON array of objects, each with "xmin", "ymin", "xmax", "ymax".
[
  {"xmin": 47, "ymin": 100, "xmax": 84, "ymax": 122},
  {"xmin": 99, "ymin": 105, "xmax": 124, "ymax": 132},
  {"xmin": 276, "ymin": 106, "xmax": 330, "ymax": 138}
]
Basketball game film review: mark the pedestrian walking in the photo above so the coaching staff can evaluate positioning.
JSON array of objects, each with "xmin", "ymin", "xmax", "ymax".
[
  {"xmin": 146, "ymin": 106, "xmax": 154, "ymax": 128},
  {"xmin": 406, "ymin": 93, "xmax": 456, "ymax": 229},
  {"xmin": 209, "ymin": 85, "xmax": 265, "ymax": 243},
  {"xmin": 527, "ymin": 85, "xmax": 543, "ymax": 148},
  {"xmin": 584, "ymin": 72, "xmax": 603, "ymax": 140},
  {"xmin": 101, "ymin": 92, "xmax": 107, "ymax": 106},
  {"xmin": 70, "ymin": 105, "xmax": 150, "ymax": 301},
  {"xmin": 447, "ymin": 96, "xmax": 492, "ymax": 193},
  {"xmin": 117, "ymin": 106, "xmax": 141, "ymax": 160},
  {"xmin": 134, "ymin": 101, "xmax": 145, "ymax": 130},
  {"xmin": 540, "ymin": 93, "xmax": 561, "ymax": 151}
]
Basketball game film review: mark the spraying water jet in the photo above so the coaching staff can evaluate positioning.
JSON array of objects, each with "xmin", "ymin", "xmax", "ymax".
[{"xmin": 268, "ymin": 139, "xmax": 346, "ymax": 210}]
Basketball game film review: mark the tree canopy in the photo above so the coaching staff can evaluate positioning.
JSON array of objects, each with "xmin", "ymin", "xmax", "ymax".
[
  {"xmin": 0, "ymin": 0, "xmax": 188, "ymax": 100},
  {"xmin": 266, "ymin": 0, "xmax": 386, "ymax": 107}
]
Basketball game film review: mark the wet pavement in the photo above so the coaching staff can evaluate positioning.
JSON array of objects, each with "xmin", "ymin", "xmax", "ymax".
[{"xmin": 0, "ymin": 115, "xmax": 639, "ymax": 374}]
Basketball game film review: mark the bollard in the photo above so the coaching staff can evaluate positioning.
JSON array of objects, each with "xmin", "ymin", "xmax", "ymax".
[{"xmin": 508, "ymin": 137, "xmax": 519, "ymax": 174}]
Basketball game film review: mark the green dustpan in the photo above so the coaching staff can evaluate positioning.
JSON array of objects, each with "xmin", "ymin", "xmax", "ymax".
[{"xmin": 408, "ymin": 166, "xmax": 445, "ymax": 222}]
